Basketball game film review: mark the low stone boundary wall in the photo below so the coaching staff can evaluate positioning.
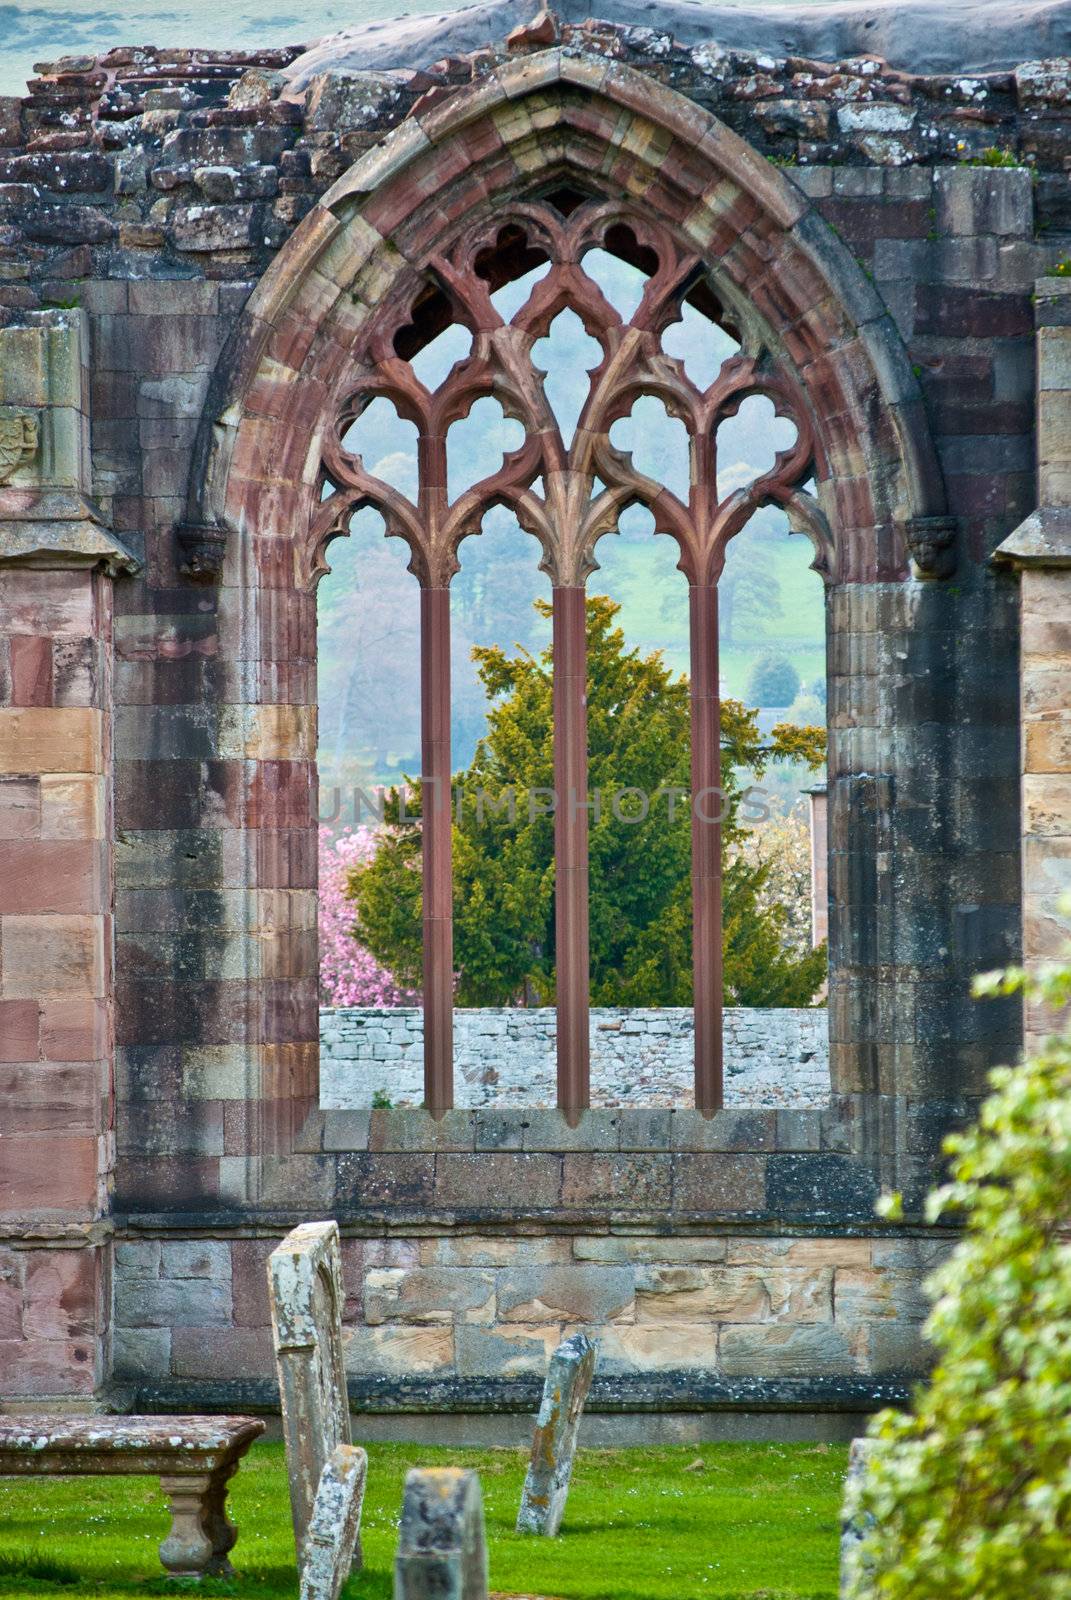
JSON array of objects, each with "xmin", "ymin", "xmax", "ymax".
[
  {"xmin": 320, "ymin": 1007, "xmax": 829, "ymax": 1109},
  {"xmin": 111, "ymin": 1227, "xmax": 944, "ymax": 1433}
]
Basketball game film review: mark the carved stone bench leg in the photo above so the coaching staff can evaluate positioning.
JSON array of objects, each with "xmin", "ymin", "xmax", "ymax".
[
  {"xmin": 159, "ymin": 1471, "xmax": 231, "ymax": 1579},
  {"xmin": 202, "ymin": 1463, "xmax": 240, "ymax": 1574}
]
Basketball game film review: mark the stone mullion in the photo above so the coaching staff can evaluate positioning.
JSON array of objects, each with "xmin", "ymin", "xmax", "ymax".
[
  {"xmin": 552, "ymin": 582, "xmax": 591, "ymax": 1123},
  {"xmin": 418, "ymin": 428, "xmax": 455, "ymax": 1117},
  {"xmin": 420, "ymin": 583, "xmax": 454, "ymax": 1116},
  {"xmin": 689, "ymin": 579, "xmax": 724, "ymax": 1114}
]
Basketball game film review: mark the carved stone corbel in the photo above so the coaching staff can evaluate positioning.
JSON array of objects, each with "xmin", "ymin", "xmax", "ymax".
[
  {"xmin": 904, "ymin": 514, "xmax": 957, "ymax": 580},
  {"xmin": 176, "ymin": 520, "xmax": 229, "ymax": 580}
]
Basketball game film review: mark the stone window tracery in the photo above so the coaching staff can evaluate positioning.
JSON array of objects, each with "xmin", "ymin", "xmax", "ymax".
[{"xmin": 315, "ymin": 194, "xmax": 818, "ymax": 1121}]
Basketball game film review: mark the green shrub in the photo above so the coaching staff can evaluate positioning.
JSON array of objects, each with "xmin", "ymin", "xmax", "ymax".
[{"xmin": 847, "ymin": 942, "xmax": 1071, "ymax": 1599}]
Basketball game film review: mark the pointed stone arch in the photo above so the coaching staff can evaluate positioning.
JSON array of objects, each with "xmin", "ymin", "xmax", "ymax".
[
  {"xmin": 189, "ymin": 49, "xmax": 947, "ymax": 586},
  {"xmin": 181, "ymin": 49, "xmax": 951, "ymax": 1143}
]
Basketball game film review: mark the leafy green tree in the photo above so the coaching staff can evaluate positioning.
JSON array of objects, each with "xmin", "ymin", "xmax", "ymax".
[
  {"xmin": 746, "ymin": 652, "xmax": 801, "ymax": 708},
  {"xmin": 847, "ymin": 943, "xmax": 1071, "ymax": 1600},
  {"xmin": 718, "ymin": 562, "xmax": 783, "ymax": 647},
  {"xmin": 348, "ymin": 595, "xmax": 826, "ymax": 1006}
]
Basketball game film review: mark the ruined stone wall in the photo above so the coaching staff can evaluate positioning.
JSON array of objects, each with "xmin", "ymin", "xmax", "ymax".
[
  {"xmin": 0, "ymin": 17, "xmax": 1065, "ymax": 1414},
  {"xmin": 319, "ymin": 1005, "xmax": 830, "ymax": 1109},
  {"xmin": 112, "ymin": 1216, "xmax": 945, "ymax": 1439}
]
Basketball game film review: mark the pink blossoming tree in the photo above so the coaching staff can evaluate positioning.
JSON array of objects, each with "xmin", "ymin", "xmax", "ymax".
[{"xmin": 318, "ymin": 826, "xmax": 417, "ymax": 1006}]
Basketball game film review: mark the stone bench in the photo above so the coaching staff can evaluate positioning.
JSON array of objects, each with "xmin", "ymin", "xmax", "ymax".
[{"xmin": 0, "ymin": 1414, "xmax": 265, "ymax": 1579}]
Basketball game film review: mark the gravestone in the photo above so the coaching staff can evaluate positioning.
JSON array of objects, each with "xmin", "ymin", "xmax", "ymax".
[
  {"xmin": 516, "ymin": 1332, "xmax": 598, "ymax": 1537},
  {"xmin": 267, "ymin": 1221, "xmax": 353, "ymax": 1559},
  {"xmin": 299, "ymin": 1442, "xmax": 368, "ymax": 1600},
  {"xmin": 395, "ymin": 1467, "xmax": 489, "ymax": 1600},
  {"xmin": 840, "ymin": 1436, "xmax": 879, "ymax": 1597}
]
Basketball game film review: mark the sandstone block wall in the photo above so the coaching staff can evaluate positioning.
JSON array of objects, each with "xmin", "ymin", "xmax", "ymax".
[
  {"xmin": 319, "ymin": 1006, "xmax": 830, "ymax": 1108},
  {"xmin": 109, "ymin": 1224, "xmax": 948, "ymax": 1421},
  {"xmin": 0, "ymin": 18, "xmax": 1063, "ymax": 1410}
]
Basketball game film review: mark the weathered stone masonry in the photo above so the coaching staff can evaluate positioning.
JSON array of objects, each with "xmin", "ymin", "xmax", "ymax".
[
  {"xmin": 319, "ymin": 1005, "xmax": 830, "ymax": 1108},
  {"xmin": 1, "ymin": 9, "xmax": 1069, "ymax": 1429}
]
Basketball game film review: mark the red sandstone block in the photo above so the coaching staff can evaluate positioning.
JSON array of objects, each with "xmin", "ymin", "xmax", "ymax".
[
  {"xmin": 831, "ymin": 474, "xmax": 877, "ymax": 537},
  {"xmin": 40, "ymin": 995, "xmax": 108, "ymax": 1062},
  {"xmin": 260, "ymin": 976, "xmax": 317, "ymax": 1043},
  {"xmin": 262, "ymin": 928, "xmax": 318, "ymax": 982},
  {"xmin": 228, "ymin": 413, "xmax": 296, "ymax": 491},
  {"xmin": 0, "ymin": 1062, "xmax": 99, "ymax": 1133},
  {"xmin": 0, "ymin": 571, "xmax": 94, "ymax": 638},
  {"xmin": 0, "ymin": 1336, "xmax": 97, "ymax": 1395},
  {"xmin": 9, "ymin": 636, "xmax": 53, "ymax": 707},
  {"xmin": 263, "ymin": 312, "xmax": 319, "ymax": 375},
  {"xmin": 255, "ymin": 1099, "xmax": 291, "ymax": 1158},
  {"xmin": 261, "ymin": 1040, "xmax": 318, "ymax": 1102},
  {"xmin": 339, "ymin": 1239, "xmax": 366, "ymax": 1323},
  {"xmin": 0, "ymin": 1246, "xmax": 23, "ymax": 1340},
  {"xmin": 131, "ymin": 314, "xmax": 221, "ymax": 383},
  {"xmin": 170, "ymin": 1325, "xmax": 275, "ymax": 1379},
  {"xmin": 22, "ymin": 1248, "xmax": 99, "ymax": 1339},
  {"xmin": 142, "ymin": 446, "xmax": 195, "ymax": 500},
  {"xmin": 223, "ymin": 1099, "xmax": 259, "ymax": 1156},
  {"xmin": 0, "ymin": 1134, "xmax": 99, "ymax": 1211},
  {"xmin": 915, "ymin": 286, "xmax": 1032, "ymax": 339},
  {"xmin": 90, "ymin": 368, "xmax": 139, "ymax": 421},
  {"xmin": 0, "ymin": 839, "xmax": 102, "ymax": 914},
  {"xmin": 255, "ymin": 826, "xmax": 316, "ymax": 889},
  {"xmin": 230, "ymin": 1237, "xmax": 274, "ymax": 1327},
  {"xmin": 0, "ymin": 999, "xmax": 39, "ymax": 1062},
  {"xmin": 52, "ymin": 638, "xmax": 98, "ymax": 708},
  {"xmin": 247, "ymin": 760, "xmax": 315, "ymax": 830},
  {"xmin": 0, "ymin": 776, "xmax": 41, "ymax": 840}
]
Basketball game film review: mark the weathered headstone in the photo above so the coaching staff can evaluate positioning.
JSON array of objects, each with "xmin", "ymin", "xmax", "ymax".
[
  {"xmin": 840, "ymin": 1436, "xmax": 879, "ymax": 1598},
  {"xmin": 516, "ymin": 1331, "xmax": 597, "ymax": 1537},
  {"xmin": 299, "ymin": 1442, "xmax": 368, "ymax": 1600},
  {"xmin": 267, "ymin": 1221, "xmax": 352, "ymax": 1559},
  {"xmin": 395, "ymin": 1467, "xmax": 489, "ymax": 1600}
]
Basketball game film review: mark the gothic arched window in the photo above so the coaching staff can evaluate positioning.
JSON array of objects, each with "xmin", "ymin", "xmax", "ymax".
[{"xmin": 315, "ymin": 195, "xmax": 818, "ymax": 1120}]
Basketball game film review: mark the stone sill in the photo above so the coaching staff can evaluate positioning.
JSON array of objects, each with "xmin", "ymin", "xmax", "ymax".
[
  {"xmin": 124, "ymin": 1373, "xmax": 914, "ymax": 1416},
  {"xmin": 299, "ymin": 1105, "xmax": 833, "ymax": 1156}
]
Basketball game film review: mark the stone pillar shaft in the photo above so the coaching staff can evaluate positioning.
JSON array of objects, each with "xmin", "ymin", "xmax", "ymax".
[
  {"xmin": 0, "ymin": 310, "xmax": 134, "ymax": 1397},
  {"xmin": 997, "ymin": 278, "xmax": 1071, "ymax": 1045}
]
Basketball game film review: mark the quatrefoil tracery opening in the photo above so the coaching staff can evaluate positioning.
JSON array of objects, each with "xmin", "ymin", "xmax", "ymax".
[{"xmin": 315, "ymin": 201, "xmax": 818, "ymax": 591}]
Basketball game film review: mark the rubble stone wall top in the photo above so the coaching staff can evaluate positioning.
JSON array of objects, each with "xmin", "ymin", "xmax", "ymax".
[{"xmin": 2, "ymin": 17, "xmax": 1071, "ymax": 312}]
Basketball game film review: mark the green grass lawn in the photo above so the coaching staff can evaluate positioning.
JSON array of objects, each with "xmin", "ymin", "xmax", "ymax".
[{"xmin": 0, "ymin": 1440, "xmax": 845, "ymax": 1600}]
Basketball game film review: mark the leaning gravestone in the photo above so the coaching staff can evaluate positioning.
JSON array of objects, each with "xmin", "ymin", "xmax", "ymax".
[
  {"xmin": 516, "ymin": 1332, "xmax": 598, "ymax": 1537},
  {"xmin": 840, "ymin": 1436, "xmax": 879, "ymax": 1598},
  {"xmin": 267, "ymin": 1222, "xmax": 355, "ymax": 1566},
  {"xmin": 299, "ymin": 1442, "xmax": 367, "ymax": 1600},
  {"xmin": 395, "ymin": 1468, "xmax": 489, "ymax": 1600}
]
